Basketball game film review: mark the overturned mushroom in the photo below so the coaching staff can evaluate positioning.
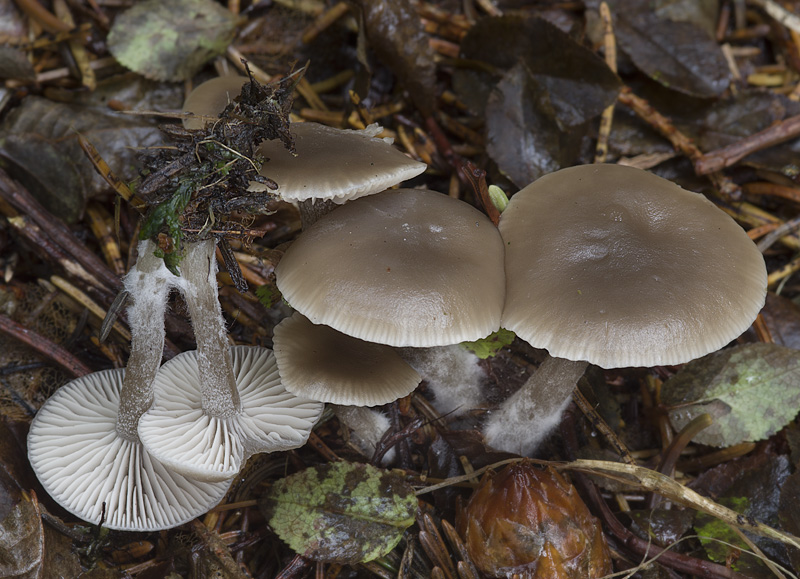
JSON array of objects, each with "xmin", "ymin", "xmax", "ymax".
[
  {"xmin": 483, "ymin": 164, "xmax": 767, "ymax": 455},
  {"xmin": 138, "ymin": 239, "xmax": 323, "ymax": 481},
  {"xmin": 28, "ymin": 241, "xmax": 231, "ymax": 531}
]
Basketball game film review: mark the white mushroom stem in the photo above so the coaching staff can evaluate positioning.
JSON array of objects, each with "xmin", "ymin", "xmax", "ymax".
[
  {"xmin": 482, "ymin": 357, "xmax": 588, "ymax": 456},
  {"xmin": 116, "ymin": 240, "xmax": 179, "ymax": 442},
  {"xmin": 180, "ymin": 239, "xmax": 241, "ymax": 419},
  {"xmin": 332, "ymin": 405, "xmax": 393, "ymax": 463}
]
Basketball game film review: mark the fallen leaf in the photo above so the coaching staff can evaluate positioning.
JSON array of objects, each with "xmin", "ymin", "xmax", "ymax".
[
  {"xmin": 662, "ymin": 344, "xmax": 800, "ymax": 447},
  {"xmin": 260, "ymin": 461, "xmax": 417, "ymax": 563},
  {"xmin": 107, "ymin": 0, "xmax": 238, "ymax": 81},
  {"xmin": 604, "ymin": 0, "xmax": 730, "ymax": 98}
]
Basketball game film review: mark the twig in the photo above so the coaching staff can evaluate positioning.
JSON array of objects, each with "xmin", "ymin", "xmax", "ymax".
[
  {"xmin": 594, "ymin": 1, "xmax": 617, "ymax": 163},
  {"xmin": 0, "ymin": 313, "xmax": 91, "ymax": 377},
  {"xmin": 696, "ymin": 114, "xmax": 800, "ymax": 174},
  {"xmin": 617, "ymin": 88, "xmax": 741, "ymax": 200},
  {"xmin": 0, "ymin": 168, "xmax": 122, "ymax": 292}
]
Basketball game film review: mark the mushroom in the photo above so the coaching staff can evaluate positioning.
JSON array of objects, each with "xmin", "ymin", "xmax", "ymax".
[
  {"xmin": 182, "ymin": 75, "xmax": 248, "ymax": 130},
  {"xmin": 27, "ymin": 241, "xmax": 231, "ymax": 531},
  {"xmin": 272, "ymin": 312, "xmax": 422, "ymax": 463},
  {"xmin": 137, "ymin": 239, "xmax": 323, "ymax": 481},
  {"xmin": 138, "ymin": 345, "xmax": 324, "ymax": 480},
  {"xmin": 274, "ymin": 188, "xmax": 506, "ymax": 348},
  {"xmin": 272, "ymin": 312, "xmax": 421, "ymax": 407},
  {"xmin": 483, "ymin": 164, "xmax": 767, "ymax": 455},
  {"xmin": 254, "ymin": 122, "xmax": 426, "ymax": 207}
]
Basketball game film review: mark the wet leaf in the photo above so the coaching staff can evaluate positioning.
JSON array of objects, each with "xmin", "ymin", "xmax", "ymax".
[
  {"xmin": 461, "ymin": 328, "xmax": 515, "ymax": 359},
  {"xmin": 0, "ymin": 494, "xmax": 43, "ymax": 579},
  {"xmin": 353, "ymin": 0, "xmax": 436, "ymax": 117},
  {"xmin": 779, "ymin": 470, "xmax": 800, "ymax": 570},
  {"xmin": 761, "ymin": 293, "xmax": 800, "ymax": 351},
  {"xmin": 0, "ymin": 46, "xmax": 36, "ymax": 82},
  {"xmin": 627, "ymin": 508, "xmax": 694, "ymax": 548},
  {"xmin": 662, "ymin": 344, "xmax": 800, "ymax": 447},
  {"xmin": 695, "ymin": 454, "xmax": 790, "ymax": 574},
  {"xmin": 455, "ymin": 16, "xmax": 620, "ymax": 123},
  {"xmin": 0, "ymin": 96, "xmax": 163, "ymax": 221},
  {"xmin": 260, "ymin": 461, "xmax": 417, "ymax": 563},
  {"xmin": 485, "ymin": 62, "xmax": 582, "ymax": 187},
  {"xmin": 605, "ymin": 0, "xmax": 730, "ymax": 97},
  {"xmin": 107, "ymin": 0, "xmax": 238, "ymax": 81}
]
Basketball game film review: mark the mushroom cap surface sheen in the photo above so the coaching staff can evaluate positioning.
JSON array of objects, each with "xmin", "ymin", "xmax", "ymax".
[
  {"xmin": 256, "ymin": 123, "xmax": 426, "ymax": 204},
  {"xmin": 273, "ymin": 312, "xmax": 421, "ymax": 406},
  {"xmin": 500, "ymin": 164, "xmax": 767, "ymax": 368},
  {"xmin": 275, "ymin": 188, "xmax": 506, "ymax": 347},
  {"xmin": 27, "ymin": 369, "xmax": 231, "ymax": 531}
]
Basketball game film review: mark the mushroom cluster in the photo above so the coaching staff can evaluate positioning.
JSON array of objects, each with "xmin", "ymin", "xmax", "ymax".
[
  {"xmin": 27, "ymin": 77, "xmax": 432, "ymax": 530},
  {"xmin": 271, "ymin": 163, "xmax": 767, "ymax": 458}
]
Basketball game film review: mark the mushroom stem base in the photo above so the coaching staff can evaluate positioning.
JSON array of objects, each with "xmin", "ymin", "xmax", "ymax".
[{"xmin": 483, "ymin": 357, "xmax": 589, "ymax": 456}]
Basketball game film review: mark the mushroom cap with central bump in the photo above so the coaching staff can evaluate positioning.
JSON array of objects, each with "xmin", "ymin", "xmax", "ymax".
[
  {"xmin": 500, "ymin": 164, "xmax": 768, "ymax": 369},
  {"xmin": 273, "ymin": 312, "xmax": 421, "ymax": 406},
  {"xmin": 275, "ymin": 188, "xmax": 506, "ymax": 347},
  {"xmin": 254, "ymin": 123, "xmax": 426, "ymax": 204}
]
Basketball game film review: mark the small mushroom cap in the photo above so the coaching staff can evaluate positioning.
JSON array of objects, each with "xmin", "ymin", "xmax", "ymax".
[
  {"xmin": 27, "ymin": 369, "xmax": 231, "ymax": 531},
  {"xmin": 273, "ymin": 312, "xmax": 421, "ymax": 406},
  {"xmin": 500, "ymin": 164, "xmax": 768, "ymax": 368},
  {"xmin": 275, "ymin": 188, "xmax": 506, "ymax": 347},
  {"xmin": 138, "ymin": 346, "xmax": 324, "ymax": 482},
  {"xmin": 255, "ymin": 123, "xmax": 426, "ymax": 203},
  {"xmin": 182, "ymin": 76, "xmax": 247, "ymax": 130}
]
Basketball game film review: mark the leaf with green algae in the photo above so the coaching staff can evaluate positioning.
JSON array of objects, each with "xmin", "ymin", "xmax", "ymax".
[
  {"xmin": 260, "ymin": 462, "xmax": 417, "ymax": 564},
  {"xmin": 662, "ymin": 343, "xmax": 800, "ymax": 447},
  {"xmin": 695, "ymin": 497, "xmax": 753, "ymax": 566},
  {"xmin": 107, "ymin": 0, "xmax": 238, "ymax": 82},
  {"xmin": 462, "ymin": 328, "xmax": 516, "ymax": 359}
]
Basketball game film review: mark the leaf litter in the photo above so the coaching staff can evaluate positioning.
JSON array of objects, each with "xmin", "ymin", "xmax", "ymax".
[{"xmin": 2, "ymin": 0, "xmax": 800, "ymax": 577}]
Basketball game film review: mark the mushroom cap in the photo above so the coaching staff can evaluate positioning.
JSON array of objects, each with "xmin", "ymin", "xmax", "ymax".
[
  {"xmin": 273, "ymin": 312, "xmax": 421, "ymax": 406},
  {"xmin": 182, "ymin": 75, "xmax": 247, "ymax": 130},
  {"xmin": 500, "ymin": 164, "xmax": 768, "ymax": 368},
  {"xmin": 138, "ymin": 346, "xmax": 324, "ymax": 482},
  {"xmin": 275, "ymin": 188, "xmax": 506, "ymax": 347},
  {"xmin": 255, "ymin": 123, "xmax": 426, "ymax": 203},
  {"xmin": 27, "ymin": 369, "xmax": 231, "ymax": 531}
]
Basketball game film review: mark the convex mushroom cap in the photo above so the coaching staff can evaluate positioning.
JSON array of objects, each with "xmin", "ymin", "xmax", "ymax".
[
  {"xmin": 254, "ymin": 123, "xmax": 426, "ymax": 204},
  {"xmin": 500, "ymin": 163, "xmax": 768, "ymax": 368},
  {"xmin": 275, "ymin": 188, "xmax": 506, "ymax": 347},
  {"xmin": 273, "ymin": 312, "xmax": 421, "ymax": 406}
]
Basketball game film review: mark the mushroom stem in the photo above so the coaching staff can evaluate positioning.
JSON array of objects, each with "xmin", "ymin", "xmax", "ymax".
[
  {"xmin": 298, "ymin": 198, "xmax": 338, "ymax": 228},
  {"xmin": 116, "ymin": 240, "xmax": 177, "ymax": 442},
  {"xmin": 482, "ymin": 356, "xmax": 589, "ymax": 455},
  {"xmin": 332, "ymin": 404, "xmax": 393, "ymax": 463},
  {"xmin": 180, "ymin": 239, "xmax": 241, "ymax": 419}
]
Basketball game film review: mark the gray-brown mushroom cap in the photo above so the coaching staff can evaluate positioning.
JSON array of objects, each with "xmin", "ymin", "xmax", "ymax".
[
  {"xmin": 255, "ymin": 123, "xmax": 426, "ymax": 204},
  {"xmin": 500, "ymin": 164, "xmax": 768, "ymax": 369},
  {"xmin": 182, "ymin": 76, "xmax": 248, "ymax": 130},
  {"xmin": 275, "ymin": 188, "xmax": 506, "ymax": 347},
  {"xmin": 273, "ymin": 312, "xmax": 421, "ymax": 406}
]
